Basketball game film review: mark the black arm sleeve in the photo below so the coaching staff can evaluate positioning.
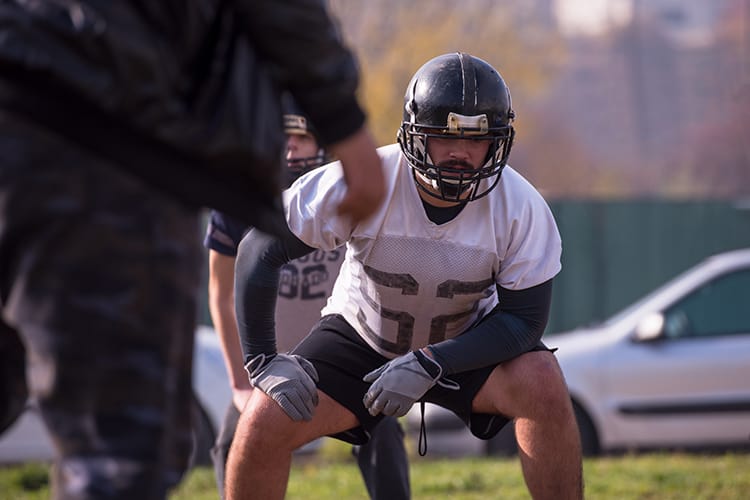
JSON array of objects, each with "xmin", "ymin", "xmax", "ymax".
[
  {"xmin": 234, "ymin": 223, "xmax": 315, "ymax": 364},
  {"xmin": 428, "ymin": 279, "xmax": 554, "ymax": 375}
]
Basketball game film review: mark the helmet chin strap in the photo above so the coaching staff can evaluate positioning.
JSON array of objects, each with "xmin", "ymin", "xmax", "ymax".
[
  {"xmin": 416, "ymin": 168, "xmax": 441, "ymax": 191},
  {"xmin": 420, "ymin": 151, "xmax": 444, "ymax": 192}
]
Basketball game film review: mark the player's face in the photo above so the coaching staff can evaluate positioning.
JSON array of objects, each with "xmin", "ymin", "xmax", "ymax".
[
  {"xmin": 286, "ymin": 132, "xmax": 319, "ymax": 162},
  {"xmin": 420, "ymin": 136, "xmax": 492, "ymax": 202},
  {"xmin": 426, "ymin": 136, "xmax": 492, "ymax": 170}
]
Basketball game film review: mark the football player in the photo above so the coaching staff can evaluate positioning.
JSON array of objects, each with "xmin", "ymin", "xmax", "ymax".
[
  {"xmin": 228, "ymin": 53, "xmax": 583, "ymax": 500},
  {"xmin": 204, "ymin": 99, "xmax": 409, "ymax": 500}
]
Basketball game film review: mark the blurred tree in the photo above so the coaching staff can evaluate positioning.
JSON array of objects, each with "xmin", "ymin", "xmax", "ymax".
[
  {"xmin": 660, "ymin": 0, "xmax": 750, "ymax": 198},
  {"xmin": 329, "ymin": 0, "xmax": 567, "ymax": 147},
  {"xmin": 664, "ymin": 86, "xmax": 749, "ymax": 198},
  {"xmin": 328, "ymin": 0, "xmax": 747, "ymax": 200},
  {"xmin": 512, "ymin": 104, "xmax": 636, "ymax": 198}
]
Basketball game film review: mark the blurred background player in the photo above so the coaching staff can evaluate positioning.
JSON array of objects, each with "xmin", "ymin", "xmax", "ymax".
[
  {"xmin": 203, "ymin": 100, "xmax": 409, "ymax": 499},
  {"xmin": 0, "ymin": 2, "xmax": 385, "ymax": 499}
]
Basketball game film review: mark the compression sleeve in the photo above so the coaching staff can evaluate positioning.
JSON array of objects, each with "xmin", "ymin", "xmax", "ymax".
[
  {"xmin": 234, "ymin": 224, "xmax": 315, "ymax": 364},
  {"xmin": 428, "ymin": 279, "xmax": 553, "ymax": 375}
]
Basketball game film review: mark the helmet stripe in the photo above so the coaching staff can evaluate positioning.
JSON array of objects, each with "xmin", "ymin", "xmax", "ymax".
[{"xmin": 458, "ymin": 52, "xmax": 477, "ymax": 111}]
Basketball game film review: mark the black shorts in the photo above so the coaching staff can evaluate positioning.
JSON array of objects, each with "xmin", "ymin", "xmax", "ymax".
[{"xmin": 292, "ymin": 314, "xmax": 552, "ymax": 445}]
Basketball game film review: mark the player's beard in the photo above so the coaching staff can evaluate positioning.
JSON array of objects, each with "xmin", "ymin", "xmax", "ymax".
[{"xmin": 435, "ymin": 159, "xmax": 478, "ymax": 200}]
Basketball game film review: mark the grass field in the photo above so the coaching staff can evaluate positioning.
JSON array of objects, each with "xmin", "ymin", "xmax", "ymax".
[{"xmin": 2, "ymin": 445, "xmax": 749, "ymax": 499}]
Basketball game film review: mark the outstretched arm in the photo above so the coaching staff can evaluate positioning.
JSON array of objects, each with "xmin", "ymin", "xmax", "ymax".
[{"xmin": 237, "ymin": 0, "xmax": 385, "ymax": 224}]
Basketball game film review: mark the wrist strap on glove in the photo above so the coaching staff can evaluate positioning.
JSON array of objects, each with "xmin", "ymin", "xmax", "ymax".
[
  {"xmin": 414, "ymin": 349, "xmax": 460, "ymax": 391},
  {"xmin": 413, "ymin": 350, "xmax": 441, "ymax": 378},
  {"xmin": 245, "ymin": 352, "xmax": 276, "ymax": 377}
]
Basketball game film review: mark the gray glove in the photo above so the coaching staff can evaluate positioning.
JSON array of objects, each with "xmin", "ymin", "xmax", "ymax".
[
  {"xmin": 362, "ymin": 350, "xmax": 459, "ymax": 417},
  {"xmin": 245, "ymin": 353, "xmax": 319, "ymax": 421}
]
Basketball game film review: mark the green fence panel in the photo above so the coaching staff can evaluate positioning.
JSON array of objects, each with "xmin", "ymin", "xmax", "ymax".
[{"xmin": 547, "ymin": 199, "xmax": 750, "ymax": 334}]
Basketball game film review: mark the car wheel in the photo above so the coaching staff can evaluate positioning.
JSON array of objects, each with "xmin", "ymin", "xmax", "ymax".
[
  {"xmin": 189, "ymin": 395, "xmax": 216, "ymax": 468},
  {"xmin": 572, "ymin": 401, "xmax": 599, "ymax": 456}
]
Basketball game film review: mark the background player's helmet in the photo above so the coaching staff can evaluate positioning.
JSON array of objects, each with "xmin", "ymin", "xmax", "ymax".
[
  {"xmin": 282, "ymin": 95, "xmax": 329, "ymax": 180},
  {"xmin": 397, "ymin": 52, "xmax": 516, "ymax": 202}
]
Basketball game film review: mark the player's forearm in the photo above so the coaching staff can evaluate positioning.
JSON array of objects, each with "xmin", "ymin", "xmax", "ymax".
[
  {"xmin": 428, "ymin": 279, "xmax": 553, "ymax": 374},
  {"xmin": 234, "ymin": 226, "xmax": 315, "ymax": 362},
  {"xmin": 211, "ymin": 304, "xmax": 251, "ymax": 390},
  {"xmin": 208, "ymin": 250, "xmax": 251, "ymax": 389},
  {"xmin": 330, "ymin": 126, "xmax": 386, "ymax": 224},
  {"xmin": 234, "ymin": 230, "xmax": 280, "ymax": 361}
]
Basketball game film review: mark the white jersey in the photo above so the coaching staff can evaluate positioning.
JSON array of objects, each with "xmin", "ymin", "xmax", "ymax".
[
  {"xmin": 203, "ymin": 211, "xmax": 344, "ymax": 354},
  {"xmin": 283, "ymin": 143, "xmax": 562, "ymax": 358},
  {"xmin": 275, "ymin": 249, "xmax": 344, "ymax": 352}
]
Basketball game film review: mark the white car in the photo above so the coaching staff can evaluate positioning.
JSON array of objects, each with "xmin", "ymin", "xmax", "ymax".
[
  {"xmin": 0, "ymin": 325, "xmax": 231, "ymax": 466},
  {"xmin": 553, "ymin": 247, "xmax": 750, "ymax": 455},
  {"xmin": 410, "ymin": 248, "xmax": 750, "ymax": 456}
]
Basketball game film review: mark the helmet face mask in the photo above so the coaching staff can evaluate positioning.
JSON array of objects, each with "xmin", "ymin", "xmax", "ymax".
[
  {"xmin": 286, "ymin": 148, "xmax": 329, "ymax": 178},
  {"xmin": 397, "ymin": 53, "xmax": 516, "ymax": 202},
  {"xmin": 282, "ymin": 95, "xmax": 330, "ymax": 185},
  {"xmin": 283, "ymin": 126, "xmax": 329, "ymax": 186}
]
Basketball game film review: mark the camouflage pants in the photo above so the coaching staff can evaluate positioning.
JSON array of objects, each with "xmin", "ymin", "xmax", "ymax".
[{"xmin": 0, "ymin": 113, "xmax": 203, "ymax": 499}]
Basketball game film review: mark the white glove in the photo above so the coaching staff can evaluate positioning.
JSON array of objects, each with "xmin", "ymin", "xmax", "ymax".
[
  {"xmin": 246, "ymin": 353, "xmax": 319, "ymax": 421},
  {"xmin": 362, "ymin": 350, "xmax": 459, "ymax": 417}
]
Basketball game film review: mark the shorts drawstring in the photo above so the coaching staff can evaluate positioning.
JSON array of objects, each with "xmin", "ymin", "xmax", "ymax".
[{"xmin": 418, "ymin": 400, "xmax": 428, "ymax": 456}]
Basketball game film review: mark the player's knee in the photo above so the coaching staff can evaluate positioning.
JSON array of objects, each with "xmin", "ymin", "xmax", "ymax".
[
  {"xmin": 238, "ymin": 397, "xmax": 310, "ymax": 452},
  {"xmin": 508, "ymin": 352, "xmax": 570, "ymax": 414},
  {"xmin": 235, "ymin": 414, "xmax": 291, "ymax": 454}
]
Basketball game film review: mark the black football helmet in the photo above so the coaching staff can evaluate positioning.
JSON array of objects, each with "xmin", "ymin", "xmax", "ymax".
[
  {"xmin": 397, "ymin": 53, "xmax": 515, "ymax": 202},
  {"xmin": 281, "ymin": 94, "xmax": 329, "ymax": 181}
]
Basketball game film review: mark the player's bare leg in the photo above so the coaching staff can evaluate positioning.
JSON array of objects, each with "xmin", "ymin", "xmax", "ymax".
[
  {"xmin": 225, "ymin": 389, "xmax": 359, "ymax": 500},
  {"xmin": 474, "ymin": 351, "xmax": 583, "ymax": 500}
]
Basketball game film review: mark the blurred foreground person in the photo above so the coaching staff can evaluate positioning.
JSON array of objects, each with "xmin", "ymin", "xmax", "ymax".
[
  {"xmin": 204, "ymin": 102, "xmax": 409, "ymax": 499},
  {"xmin": 0, "ymin": 1, "xmax": 384, "ymax": 499},
  {"xmin": 227, "ymin": 52, "xmax": 583, "ymax": 500}
]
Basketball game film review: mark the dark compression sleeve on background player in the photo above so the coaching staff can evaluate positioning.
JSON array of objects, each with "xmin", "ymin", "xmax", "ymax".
[
  {"xmin": 428, "ymin": 279, "xmax": 553, "ymax": 375},
  {"xmin": 234, "ymin": 225, "xmax": 315, "ymax": 363}
]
